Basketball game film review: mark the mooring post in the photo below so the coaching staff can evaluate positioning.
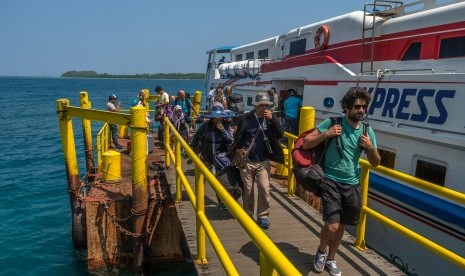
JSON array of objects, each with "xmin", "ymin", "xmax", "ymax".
[
  {"xmin": 80, "ymin": 92, "xmax": 95, "ymax": 175},
  {"xmin": 130, "ymin": 105, "xmax": 149, "ymax": 271},
  {"xmin": 56, "ymin": 99, "xmax": 85, "ymax": 249},
  {"xmin": 56, "ymin": 99, "xmax": 80, "ymax": 204}
]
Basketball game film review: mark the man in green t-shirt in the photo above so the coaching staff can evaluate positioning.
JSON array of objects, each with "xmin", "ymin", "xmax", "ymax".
[{"xmin": 302, "ymin": 87, "xmax": 381, "ymax": 276}]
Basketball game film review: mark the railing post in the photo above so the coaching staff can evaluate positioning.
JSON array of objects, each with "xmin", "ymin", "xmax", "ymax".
[
  {"xmin": 355, "ymin": 164, "xmax": 370, "ymax": 250},
  {"xmin": 56, "ymin": 99, "xmax": 80, "ymax": 211},
  {"xmin": 175, "ymin": 138, "xmax": 182, "ymax": 202},
  {"xmin": 287, "ymin": 138, "xmax": 296, "ymax": 195},
  {"xmin": 80, "ymin": 91, "xmax": 95, "ymax": 175},
  {"xmin": 164, "ymin": 117, "xmax": 171, "ymax": 168},
  {"xmin": 130, "ymin": 105, "xmax": 149, "ymax": 271},
  {"xmin": 260, "ymin": 252, "xmax": 277, "ymax": 276},
  {"xmin": 195, "ymin": 166, "xmax": 207, "ymax": 264},
  {"xmin": 288, "ymin": 106, "xmax": 315, "ymax": 195}
]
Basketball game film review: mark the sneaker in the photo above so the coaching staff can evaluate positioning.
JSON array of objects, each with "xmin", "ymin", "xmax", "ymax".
[
  {"xmin": 257, "ymin": 217, "xmax": 270, "ymax": 229},
  {"xmin": 325, "ymin": 260, "xmax": 341, "ymax": 276},
  {"xmin": 313, "ymin": 248, "xmax": 328, "ymax": 272},
  {"xmin": 115, "ymin": 145, "xmax": 125, "ymax": 150}
]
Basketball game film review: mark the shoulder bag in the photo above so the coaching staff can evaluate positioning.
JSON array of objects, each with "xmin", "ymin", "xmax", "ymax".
[{"xmin": 231, "ymin": 128, "xmax": 260, "ymax": 169}]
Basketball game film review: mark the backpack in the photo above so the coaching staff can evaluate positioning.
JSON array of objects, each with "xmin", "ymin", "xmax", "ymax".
[
  {"xmin": 226, "ymin": 93, "xmax": 244, "ymax": 114},
  {"xmin": 292, "ymin": 117, "xmax": 342, "ymax": 195}
]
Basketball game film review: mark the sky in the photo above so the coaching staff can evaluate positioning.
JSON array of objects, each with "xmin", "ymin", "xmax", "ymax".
[{"xmin": 0, "ymin": 0, "xmax": 369, "ymax": 76}]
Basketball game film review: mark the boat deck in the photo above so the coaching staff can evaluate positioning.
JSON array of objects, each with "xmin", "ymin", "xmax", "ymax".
[{"xmin": 155, "ymin": 140, "xmax": 405, "ymax": 275}]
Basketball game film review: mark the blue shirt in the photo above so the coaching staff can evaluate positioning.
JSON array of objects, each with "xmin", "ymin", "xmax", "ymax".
[
  {"xmin": 284, "ymin": 96, "xmax": 302, "ymax": 119},
  {"xmin": 173, "ymin": 98, "xmax": 192, "ymax": 116}
]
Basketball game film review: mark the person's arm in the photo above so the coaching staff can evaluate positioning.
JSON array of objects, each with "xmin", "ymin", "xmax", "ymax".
[
  {"xmin": 360, "ymin": 130, "xmax": 381, "ymax": 167},
  {"xmin": 302, "ymin": 119, "xmax": 340, "ymax": 149},
  {"xmin": 264, "ymin": 109, "xmax": 283, "ymax": 139}
]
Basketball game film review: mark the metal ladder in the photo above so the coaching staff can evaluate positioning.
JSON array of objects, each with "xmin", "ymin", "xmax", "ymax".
[{"xmin": 360, "ymin": 0, "xmax": 403, "ymax": 74}]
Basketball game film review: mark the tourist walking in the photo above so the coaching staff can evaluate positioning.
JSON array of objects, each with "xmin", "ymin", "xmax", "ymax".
[
  {"xmin": 302, "ymin": 87, "xmax": 381, "ymax": 276},
  {"xmin": 283, "ymin": 88, "xmax": 302, "ymax": 135},
  {"xmin": 228, "ymin": 93, "xmax": 284, "ymax": 229},
  {"xmin": 190, "ymin": 103, "xmax": 235, "ymax": 209},
  {"xmin": 106, "ymin": 94, "xmax": 125, "ymax": 150}
]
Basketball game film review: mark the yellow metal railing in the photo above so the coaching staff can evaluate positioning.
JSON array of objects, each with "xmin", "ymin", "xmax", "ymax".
[
  {"xmin": 356, "ymin": 161, "xmax": 465, "ymax": 270},
  {"xmin": 96, "ymin": 123, "xmax": 111, "ymax": 170},
  {"xmin": 279, "ymin": 105, "xmax": 465, "ymax": 270},
  {"xmin": 162, "ymin": 116, "xmax": 301, "ymax": 276}
]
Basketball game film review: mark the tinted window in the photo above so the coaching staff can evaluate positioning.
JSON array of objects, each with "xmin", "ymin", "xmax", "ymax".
[
  {"xmin": 247, "ymin": 96, "xmax": 253, "ymax": 106},
  {"xmin": 415, "ymin": 160, "xmax": 446, "ymax": 186},
  {"xmin": 258, "ymin": 49, "xmax": 269, "ymax": 59},
  {"xmin": 401, "ymin": 42, "xmax": 421, "ymax": 61},
  {"xmin": 246, "ymin": 52, "xmax": 254, "ymax": 60},
  {"xmin": 378, "ymin": 149, "xmax": 396, "ymax": 169},
  {"xmin": 289, "ymin": 39, "xmax": 306, "ymax": 56},
  {"xmin": 235, "ymin": 54, "xmax": 243, "ymax": 61},
  {"xmin": 439, "ymin": 36, "xmax": 465, "ymax": 59}
]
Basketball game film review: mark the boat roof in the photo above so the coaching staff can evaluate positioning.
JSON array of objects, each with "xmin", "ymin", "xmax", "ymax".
[{"xmin": 206, "ymin": 46, "xmax": 237, "ymax": 54}]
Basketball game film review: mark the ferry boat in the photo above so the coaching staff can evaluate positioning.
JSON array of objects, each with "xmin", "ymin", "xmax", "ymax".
[{"xmin": 205, "ymin": 1, "xmax": 465, "ymax": 275}]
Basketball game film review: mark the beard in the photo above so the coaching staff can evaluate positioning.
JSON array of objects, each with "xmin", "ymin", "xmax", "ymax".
[{"xmin": 347, "ymin": 111, "xmax": 364, "ymax": 122}]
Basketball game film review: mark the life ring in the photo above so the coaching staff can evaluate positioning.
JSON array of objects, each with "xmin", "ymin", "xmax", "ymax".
[{"xmin": 314, "ymin": 25, "xmax": 330, "ymax": 51}]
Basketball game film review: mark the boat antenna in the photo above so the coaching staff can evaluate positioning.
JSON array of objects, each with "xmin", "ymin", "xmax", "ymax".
[{"xmin": 363, "ymin": 69, "xmax": 389, "ymax": 127}]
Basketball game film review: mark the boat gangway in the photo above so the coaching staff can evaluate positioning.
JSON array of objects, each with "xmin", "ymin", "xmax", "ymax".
[{"xmin": 56, "ymin": 90, "xmax": 465, "ymax": 275}]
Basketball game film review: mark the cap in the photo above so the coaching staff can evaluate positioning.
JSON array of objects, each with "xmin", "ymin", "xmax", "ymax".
[
  {"xmin": 252, "ymin": 93, "xmax": 273, "ymax": 106},
  {"xmin": 109, "ymin": 94, "xmax": 117, "ymax": 100}
]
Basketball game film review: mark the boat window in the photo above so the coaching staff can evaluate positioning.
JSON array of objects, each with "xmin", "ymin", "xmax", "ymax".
[
  {"xmin": 378, "ymin": 149, "xmax": 395, "ymax": 169},
  {"xmin": 247, "ymin": 96, "xmax": 253, "ymax": 106},
  {"xmin": 401, "ymin": 42, "xmax": 421, "ymax": 61},
  {"xmin": 439, "ymin": 36, "xmax": 465, "ymax": 59},
  {"xmin": 415, "ymin": 159, "xmax": 446, "ymax": 186},
  {"xmin": 235, "ymin": 54, "xmax": 243, "ymax": 61},
  {"xmin": 258, "ymin": 49, "xmax": 269, "ymax": 59},
  {"xmin": 289, "ymin": 39, "xmax": 306, "ymax": 56},
  {"xmin": 246, "ymin": 52, "xmax": 254, "ymax": 60}
]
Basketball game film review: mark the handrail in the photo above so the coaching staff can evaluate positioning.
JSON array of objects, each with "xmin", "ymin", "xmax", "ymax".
[
  {"xmin": 162, "ymin": 116, "xmax": 301, "ymax": 275},
  {"xmin": 356, "ymin": 160, "xmax": 465, "ymax": 269},
  {"xmin": 96, "ymin": 123, "xmax": 111, "ymax": 169},
  {"xmin": 279, "ymin": 105, "xmax": 465, "ymax": 270}
]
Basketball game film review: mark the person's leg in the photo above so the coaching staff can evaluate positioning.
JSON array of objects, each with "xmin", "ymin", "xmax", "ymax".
[
  {"xmin": 256, "ymin": 161, "xmax": 271, "ymax": 219},
  {"xmin": 291, "ymin": 117, "xmax": 299, "ymax": 135},
  {"xmin": 284, "ymin": 117, "xmax": 292, "ymax": 133},
  {"xmin": 110, "ymin": 124, "xmax": 119, "ymax": 147},
  {"xmin": 239, "ymin": 163, "xmax": 256, "ymax": 216}
]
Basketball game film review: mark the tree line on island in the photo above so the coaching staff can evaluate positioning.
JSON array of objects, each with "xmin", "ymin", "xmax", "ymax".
[{"xmin": 61, "ymin": 70, "xmax": 205, "ymax": 79}]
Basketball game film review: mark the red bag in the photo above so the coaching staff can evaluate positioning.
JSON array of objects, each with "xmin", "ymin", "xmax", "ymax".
[
  {"xmin": 291, "ymin": 116, "xmax": 341, "ymax": 195},
  {"xmin": 291, "ymin": 128, "xmax": 324, "ymax": 167}
]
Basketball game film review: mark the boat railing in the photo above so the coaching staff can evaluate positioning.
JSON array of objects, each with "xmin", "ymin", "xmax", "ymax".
[
  {"xmin": 162, "ymin": 116, "xmax": 301, "ymax": 275},
  {"xmin": 356, "ymin": 160, "xmax": 465, "ymax": 270},
  {"xmin": 280, "ymin": 106, "xmax": 465, "ymax": 270}
]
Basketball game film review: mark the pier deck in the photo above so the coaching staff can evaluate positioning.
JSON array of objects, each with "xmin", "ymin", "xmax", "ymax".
[{"xmin": 155, "ymin": 142, "xmax": 404, "ymax": 275}]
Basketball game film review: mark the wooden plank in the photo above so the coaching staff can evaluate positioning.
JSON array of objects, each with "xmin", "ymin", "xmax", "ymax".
[{"xmin": 163, "ymin": 155, "xmax": 404, "ymax": 276}]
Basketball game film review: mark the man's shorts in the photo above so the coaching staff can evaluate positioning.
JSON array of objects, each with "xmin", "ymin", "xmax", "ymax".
[{"xmin": 321, "ymin": 178, "xmax": 361, "ymax": 226}]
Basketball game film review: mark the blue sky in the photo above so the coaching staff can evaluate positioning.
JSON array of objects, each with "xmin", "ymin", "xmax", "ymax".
[{"xmin": 0, "ymin": 0, "xmax": 367, "ymax": 76}]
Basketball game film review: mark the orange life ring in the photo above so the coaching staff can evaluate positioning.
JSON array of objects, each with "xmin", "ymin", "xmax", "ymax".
[{"xmin": 314, "ymin": 25, "xmax": 330, "ymax": 51}]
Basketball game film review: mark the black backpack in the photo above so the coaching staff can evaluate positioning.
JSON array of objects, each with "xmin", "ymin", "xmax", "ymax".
[{"xmin": 226, "ymin": 93, "xmax": 244, "ymax": 114}]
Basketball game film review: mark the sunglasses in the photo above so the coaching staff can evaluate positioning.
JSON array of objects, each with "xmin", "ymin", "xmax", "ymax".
[{"xmin": 353, "ymin": 104, "xmax": 368, "ymax": 110}]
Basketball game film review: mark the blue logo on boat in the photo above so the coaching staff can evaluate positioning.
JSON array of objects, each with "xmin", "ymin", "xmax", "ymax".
[{"xmin": 324, "ymin": 97, "xmax": 334, "ymax": 108}]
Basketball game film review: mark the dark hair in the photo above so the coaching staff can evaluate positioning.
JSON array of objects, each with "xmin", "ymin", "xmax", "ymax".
[
  {"xmin": 155, "ymin": 85, "xmax": 163, "ymax": 92},
  {"xmin": 340, "ymin": 87, "xmax": 371, "ymax": 113}
]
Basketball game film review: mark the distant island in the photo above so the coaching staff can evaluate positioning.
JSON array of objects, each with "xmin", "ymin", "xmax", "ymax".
[{"xmin": 61, "ymin": 70, "xmax": 205, "ymax": 79}]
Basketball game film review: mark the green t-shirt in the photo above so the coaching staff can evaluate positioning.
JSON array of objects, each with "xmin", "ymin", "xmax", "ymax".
[{"xmin": 317, "ymin": 117, "xmax": 377, "ymax": 185}]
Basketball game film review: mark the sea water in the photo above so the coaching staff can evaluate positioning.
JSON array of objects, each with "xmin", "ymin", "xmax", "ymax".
[{"xmin": 0, "ymin": 77, "xmax": 204, "ymax": 275}]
